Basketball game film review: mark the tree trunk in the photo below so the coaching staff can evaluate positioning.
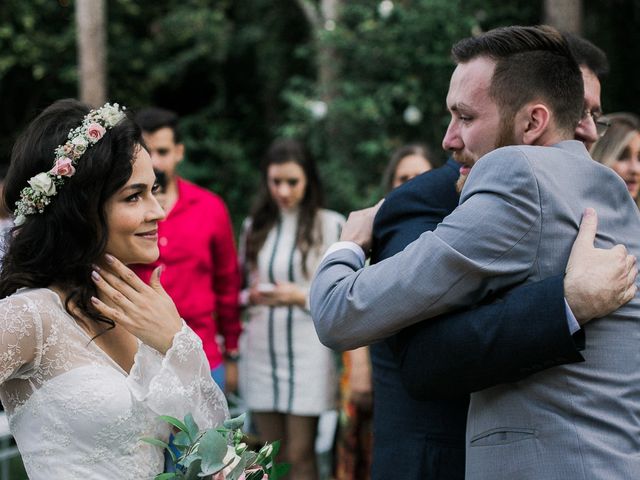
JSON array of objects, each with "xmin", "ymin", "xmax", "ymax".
[
  {"xmin": 294, "ymin": 0, "xmax": 343, "ymax": 142},
  {"xmin": 544, "ymin": 0, "xmax": 583, "ymax": 34},
  {"xmin": 317, "ymin": 0, "xmax": 339, "ymax": 105},
  {"xmin": 75, "ymin": 0, "xmax": 107, "ymax": 106},
  {"xmin": 295, "ymin": 0, "xmax": 340, "ymax": 101}
]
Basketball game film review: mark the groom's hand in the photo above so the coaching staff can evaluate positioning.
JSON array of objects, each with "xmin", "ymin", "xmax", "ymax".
[
  {"xmin": 564, "ymin": 208, "xmax": 637, "ymax": 324},
  {"xmin": 340, "ymin": 199, "xmax": 384, "ymax": 255}
]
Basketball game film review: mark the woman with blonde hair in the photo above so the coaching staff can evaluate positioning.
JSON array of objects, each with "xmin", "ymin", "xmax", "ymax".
[{"xmin": 591, "ymin": 112, "xmax": 640, "ymax": 201}]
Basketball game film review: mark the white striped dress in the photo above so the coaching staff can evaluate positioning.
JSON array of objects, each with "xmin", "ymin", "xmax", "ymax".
[{"xmin": 239, "ymin": 208, "xmax": 344, "ymax": 415}]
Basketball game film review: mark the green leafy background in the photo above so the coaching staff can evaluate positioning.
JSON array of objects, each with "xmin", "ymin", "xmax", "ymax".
[{"xmin": 1, "ymin": 0, "xmax": 638, "ymax": 230}]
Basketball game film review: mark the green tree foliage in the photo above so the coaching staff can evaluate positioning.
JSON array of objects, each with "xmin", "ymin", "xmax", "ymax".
[
  {"xmin": 0, "ymin": 0, "xmax": 76, "ymax": 156},
  {"xmin": 1, "ymin": 1, "xmax": 636, "ymax": 229},
  {"xmin": 109, "ymin": 0, "xmax": 311, "ymax": 229},
  {"xmin": 281, "ymin": 0, "xmax": 539, "ymax": 211}
]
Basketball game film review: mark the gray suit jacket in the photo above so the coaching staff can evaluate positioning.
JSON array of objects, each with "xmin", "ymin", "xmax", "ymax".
[{"xmin": 310, "ymin": 140, "xmax": 640, "ymax": 478}]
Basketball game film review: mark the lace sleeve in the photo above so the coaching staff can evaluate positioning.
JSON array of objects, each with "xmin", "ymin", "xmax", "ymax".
[
  {"xmin": 127, "ymin": 323, "xmax": 229, "ymax": 430},
  {"xmin": 0, "ymin": 294, "xmax": 44, "ymax": 383}
]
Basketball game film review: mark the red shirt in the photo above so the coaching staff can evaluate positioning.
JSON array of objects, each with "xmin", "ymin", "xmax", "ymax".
[{"xmin": 132, "ymin": 178, "xmax": 241, "ymax": 368}]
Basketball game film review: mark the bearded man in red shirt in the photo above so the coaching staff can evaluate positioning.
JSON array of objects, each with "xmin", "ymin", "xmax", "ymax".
[{"xmin": 133, "ymin": 107, "xmax": 241, "ymax": 392}]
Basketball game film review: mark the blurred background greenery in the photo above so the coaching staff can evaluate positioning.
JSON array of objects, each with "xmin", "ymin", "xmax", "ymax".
[{"xmin": 1, "ymin": 0, "xmax": 638, "ymax": 230}]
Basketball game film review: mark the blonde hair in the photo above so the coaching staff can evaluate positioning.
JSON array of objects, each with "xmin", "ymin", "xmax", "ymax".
[{"xmin": 591, "ymin": 112, "xmax": 640, "ymax": 168}]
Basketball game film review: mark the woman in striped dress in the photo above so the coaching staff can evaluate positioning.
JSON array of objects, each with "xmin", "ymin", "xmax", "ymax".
[{"xmin": 239, "ymin": 139, "xmax": 344, "ymax": 480}]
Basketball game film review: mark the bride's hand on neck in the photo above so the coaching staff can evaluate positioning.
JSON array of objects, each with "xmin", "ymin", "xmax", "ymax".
[{"xmin": 90, "ymin": 254, "xmax": 182, "ymax": 354}]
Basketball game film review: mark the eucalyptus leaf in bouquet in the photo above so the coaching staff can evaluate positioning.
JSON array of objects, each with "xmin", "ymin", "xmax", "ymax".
[{"xmin": 142, "ymin": 413, "xmax": 290, "ymax": 480}]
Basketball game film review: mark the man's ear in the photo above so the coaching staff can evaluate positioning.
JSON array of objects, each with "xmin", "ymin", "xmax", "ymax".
[
  {"xmin": 175, "ymin": 143, "xmax": 185, "ymax": 163},
  {"xmin": 520, "ymin": 103, "xmax": 550, "ymax": 145}
]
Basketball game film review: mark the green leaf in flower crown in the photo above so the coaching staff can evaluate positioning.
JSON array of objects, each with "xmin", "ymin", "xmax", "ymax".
[
  {"xmin": 197, "ymin": 429, "xmax": 228, "ymax": 475},
  {"xmin": 173, "ymin": 431, "xmax": 192, "ymax": 449},
  {"xmin": 223, "ymin": 412, "xmax": 246, "ymax": 431},
  {"xmin": 184, "ymin": 413, "xmax": 200, "ymax": 441},
  {"xmin": 159, "ymin": 415, "xmax": 189, "ymax": 435}
]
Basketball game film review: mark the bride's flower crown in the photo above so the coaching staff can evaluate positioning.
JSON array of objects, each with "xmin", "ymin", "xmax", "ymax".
[{"xmin": 13, "ymin": 103, "xmax": 127, "ymax": 226}]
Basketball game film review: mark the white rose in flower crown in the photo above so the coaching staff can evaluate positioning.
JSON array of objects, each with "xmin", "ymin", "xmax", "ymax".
[
  {"xmin": 28, "ymin": 173, "xmax": 56, "ymax": 196},
  {"xmin": 71, "ymin": 135, "xmax": 88, "ymax": 155}
]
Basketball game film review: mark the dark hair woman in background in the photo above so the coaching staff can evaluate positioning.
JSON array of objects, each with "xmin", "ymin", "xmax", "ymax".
[
  {"xmin": 381, "ymin": 143, "xmax": 435, "ymax": 192},
  {"xmin": 239, "ymin": 139, "xmax": 344, "ymax": 480}
]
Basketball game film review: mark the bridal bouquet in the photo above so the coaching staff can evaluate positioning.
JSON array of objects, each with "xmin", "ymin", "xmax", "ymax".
[{"xmin": 143, "ymin": 413, "xmax": 289, "ymax": 480}]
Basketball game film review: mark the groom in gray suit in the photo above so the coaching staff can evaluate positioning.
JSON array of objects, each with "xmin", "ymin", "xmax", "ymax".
[{"xmin": 310, "ymin": 25, "xmax": 640, "ymax": 479}]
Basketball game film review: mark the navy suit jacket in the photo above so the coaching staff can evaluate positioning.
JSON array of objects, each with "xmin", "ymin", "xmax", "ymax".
[{"xmin": 369, "ymin": 159, "xmax": 583, "ymax": 480}]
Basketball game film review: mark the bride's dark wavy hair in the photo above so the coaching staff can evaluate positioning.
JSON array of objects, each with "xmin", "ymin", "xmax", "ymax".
[{"xmin": 0, "ymin": 98, "xmax": 141, "ymax": 329}]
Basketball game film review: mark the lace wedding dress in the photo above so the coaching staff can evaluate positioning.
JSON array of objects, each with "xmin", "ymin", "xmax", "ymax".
[{"xmin": 0, "ymin": 288, "xmax": 229, "ymax": 479}]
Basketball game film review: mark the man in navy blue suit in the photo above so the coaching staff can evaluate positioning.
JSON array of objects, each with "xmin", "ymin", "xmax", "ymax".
[{"xmin": 368, "ymin": 34, "xmax": 626, "ymax": 479}]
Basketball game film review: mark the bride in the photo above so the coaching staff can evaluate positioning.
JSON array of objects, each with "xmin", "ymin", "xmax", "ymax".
[{"xmin": 0, "ymin": 99, "xmax": 228, "ymax": 479}]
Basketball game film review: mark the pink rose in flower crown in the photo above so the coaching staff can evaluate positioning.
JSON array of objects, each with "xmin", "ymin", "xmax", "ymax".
[
  {"xmin": 50, "ymin": 157, "xmax": 76, "ymax": 177},
  {"xmin": 86, "ymin": 122, "xmax": 106, "ymax": 143}
]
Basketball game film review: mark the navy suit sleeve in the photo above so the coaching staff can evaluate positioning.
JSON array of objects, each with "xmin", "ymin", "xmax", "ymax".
[
  {"xmin": 387, "ymin": 275, "xmax": 585, "ymax": 399},
  {"xmin": 373, "ymin": 161, "xmax": 584, "ymax": 400},
  {"xmin": 372, "ymin": 162, "xmax": 459, "ymax": 263}
]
